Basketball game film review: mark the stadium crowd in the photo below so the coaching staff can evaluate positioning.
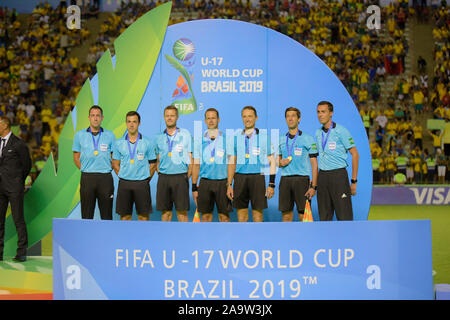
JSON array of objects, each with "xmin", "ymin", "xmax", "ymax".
[
  {"xmin": 0, "ymin": 0, "xmax": 449, "ymax": 186},
  {"xmin": 0, "ymin": 2, "xmax": 93, "ymax": 188},
  {"xmin": 368, "ymin": 1, "xmax": 449, "ymax": 185}
]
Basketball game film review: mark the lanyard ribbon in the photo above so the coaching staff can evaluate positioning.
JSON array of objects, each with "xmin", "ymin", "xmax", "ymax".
[
  {"xmin": 286, "ymin": 130, "xmax": 300, "ymax": 158},
  {"xmin": 88, "ymin": 127, "xmax": 101, "ymax": 153},
  {"xmin": 127, "ymin": 133, "xmax": 140, "ymax": 162},
  {"xmin": 321, "ymin": 122, "xmax": 334, "ymax": 151},
  {"xmin": 207, "ymin": 131, "xmax": 218, "ymax": 160},
  {"xmin": 166, "ymin": 128, "xmax": 178, "ymax": 155},
  {"xmin": 245, "ymin": 133, "xmax": 252, "ymax": 158},
  {"xmin": 244, "ymin": 130, "xmax": 259, "ymax": 161}
]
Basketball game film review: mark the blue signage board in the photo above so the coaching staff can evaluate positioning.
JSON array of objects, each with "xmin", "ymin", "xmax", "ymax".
[
  {"xmin": 53, "ymin": 219, "xmax": 433, "ymax": 300},
  {"xmin": 372, "ymin": 186, "xmax": 450, "ymax": 205},
  {"xmin": 70, "ymin": 18, "xmax": 372, "ymax": 222}
]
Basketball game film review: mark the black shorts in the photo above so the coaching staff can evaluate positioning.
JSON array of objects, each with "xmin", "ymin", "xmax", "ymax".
[
  {"xmin": 278, "ymin": 175, "xmax": 309, "ymax": 213},
  {"xmin": 197, "ymin": 178, "xmax": 232, "ymax": 214},
  {"xmin": 156, "ymin": 173, "xmax": 190, "ymax": 211},
  {"xmin": 233, "ymin": 173, "xmax": 267, "ymax": 210},
  {"xmin": 116, "ymin": 178, "xmax": 152, "ymax": 216}
]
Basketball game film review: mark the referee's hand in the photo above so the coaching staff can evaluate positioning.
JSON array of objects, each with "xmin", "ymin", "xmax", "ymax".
[
  {"xmin": 226, "ymin": 185, "xmax": 234, "ymax": 200},
  {"xmin": 193, "ymin": 191, "xmax": 198, "ymax": 206},
  {"xmin": 279, "ymin": 158, "xmax": 292, "ymax": 167},
  {"xmin": 265, "ymin": 186, "xmax": 274, "ymax": 199},
  {"xmin": 350, "ymin": 182, "xmax": 357, "ymax": 196},
  {"xmin": 305, "ymin": 188, "xmax": 316, "ymax": 200}
]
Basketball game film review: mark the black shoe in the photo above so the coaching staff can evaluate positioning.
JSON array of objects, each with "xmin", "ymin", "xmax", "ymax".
[{"xmin": 13, "ymin": 256, "xmax": 26, "ymax": 262}]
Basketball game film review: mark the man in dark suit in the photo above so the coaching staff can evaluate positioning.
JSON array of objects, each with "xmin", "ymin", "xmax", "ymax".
[{"xmin": 0, "ymin": 116, "xmax": 32, "ymax": 262}]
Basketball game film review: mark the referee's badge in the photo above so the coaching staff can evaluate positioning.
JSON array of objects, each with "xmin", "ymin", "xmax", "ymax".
[
  {"xmin": 137, "ymin": 153, "xmax": 145, "ymax": 161},
  {"xmin": 328, "ymin": 142, "xmax": 336, "ymax": 150},
  {"xmin": 252, "ymin": 147, "xmax": 260, "ymax": 155},
  {"xmin": 294, "ymin": 147, "xmax": 302, "ymax": 156},
  {"xmin": 100, "ymin": 144, "xmax": 108, "ymax": 151},
  {"xmin": 216, "ymin": 149, "xmax": 224, "ymax": 157}
]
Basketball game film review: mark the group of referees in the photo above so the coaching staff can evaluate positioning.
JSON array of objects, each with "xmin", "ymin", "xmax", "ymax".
[{"xmin": 72, "ymin": 101, "xmax": 359, "ymax": 223}]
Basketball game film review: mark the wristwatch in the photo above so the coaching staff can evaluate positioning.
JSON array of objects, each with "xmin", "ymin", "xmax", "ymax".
[{"xmin": 351, "ymin": 179, "xmax": 357, "ymax": 184}]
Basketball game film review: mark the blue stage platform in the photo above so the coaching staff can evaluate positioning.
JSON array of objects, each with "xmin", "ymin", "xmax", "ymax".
[{"xmin": 53, "ymin": 219, "xmax": 433, "ymax": 300}]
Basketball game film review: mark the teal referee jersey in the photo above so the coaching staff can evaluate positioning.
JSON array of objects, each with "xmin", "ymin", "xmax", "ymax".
[
  {"xmin": 315, "ymin": 122, "xmax": 356, "ymax": 171},
  {"xmin": 112, "ymin": 133, "xmax": 156, "ymax": 180},
  {"xmin": 155, "ymin": 128, "xmax": 193, "ymax": 175},
  {"xmin": 193, "ymin": 131, "xmax": 228, "ymax": 180},
  {"xmin": 278, "ymin": 131, "xmax": 318, "ymax": 176},
  {"xmin": 231, "ymin": 128, "xmax": 273, "ymax": 174},
  {"xmin": 72, "ymin": 128, "xmax": 115, "ymax": 173}
]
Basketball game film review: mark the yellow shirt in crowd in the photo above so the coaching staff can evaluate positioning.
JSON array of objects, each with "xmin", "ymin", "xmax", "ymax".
[{"xmin": 413, "ymin": 125, "xmax": 423, "ymax": 139}]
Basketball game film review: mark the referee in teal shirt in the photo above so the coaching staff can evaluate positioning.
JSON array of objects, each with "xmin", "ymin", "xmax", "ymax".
[
  {"xmin": 315, "ymin": 101, "xmax": 359, "ymax": 221},
  {"xmin": 72, "ymin": 105, "xmax": 116, "ymax": 220},
  {"xmin": 226, "ymin": 106, "xmax": 276, "ymax": 222},
  {"xmin": 192, "ymin": 108, "xmax": 232, "ymax": 222},
  {"xmin": 155, "ymin": 105, "xmax": 193, "ymax": 222},
  {"xmin": 112, "ymin": 111, "xmax": 157, "ymax": 221},
  {"xmin": 278, "ymin": 107, "xmax": 318, "ymax": 222}
]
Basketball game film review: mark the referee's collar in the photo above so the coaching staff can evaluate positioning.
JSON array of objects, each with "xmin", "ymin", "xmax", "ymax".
[
  {"xmin": 241, "ymin": 128, "xmax": 259, "ymax": 136},
  {"xmin": 86, "ymin": 127, "xmax": 104, "ymax": 133},
  {"xmin": 321, "ymin": 122, "xmax": 336, "ymax": 133},
  {"xmin": 286, "ymin": 130, "xmax": 302, "ymax": 139},
  {"xmin": 203, "ymin": 130, "xmax": 222, "ymax": 139},
  {"xmin": 124, "ymin": 133, "xmax": 142, "ymax": 140},
  {"xmin": 164, "ymin": 127, "xmax": 180, "ymax": 135}
]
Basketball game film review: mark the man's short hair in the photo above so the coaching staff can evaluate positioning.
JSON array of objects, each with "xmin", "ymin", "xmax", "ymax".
[
  {"xmin": 126, "ymin": 111, "xmax": 141, "ymax": 123},
  {"xmin": 0, "ymin": 116, "xmax": 10, "ymax": 129},
  {"xmin": 164, "ymin": 105, "xmax": 179, "ymax": 116},
  {"xmin": 205, "ymin": 108, "xmax": 219, "ymax": 118},
  {"xmin": 285, "ymin": 107, "xmax": 301, "ymax": 119},
  {"xmin": 241, "ymin": 105, "xmax": 257, "ymax": 116},
  {"xmin": 317, "ymin": 101, "xmax": 334, "ymax": 112},
  {"xmin": 89, "ymin": 105, "xmax": 103, "ymax": 115}
]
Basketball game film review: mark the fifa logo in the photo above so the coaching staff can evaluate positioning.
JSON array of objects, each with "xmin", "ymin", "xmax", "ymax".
[{"xmin": 165, "ymin": 38, "xmax": 197, "ymax": 115}]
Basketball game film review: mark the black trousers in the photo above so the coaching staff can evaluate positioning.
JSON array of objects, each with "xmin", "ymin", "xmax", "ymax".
[
  {"xmin": 317, "ymin": 168, "xmax": 353, "ymax": 221},
  {"xmin": 80, "ymin": 172, "xmax": 114, "ymax": 220},
  {"xmin": 0, "ymin": 185, "xmax": 28, "ymax": 258}
]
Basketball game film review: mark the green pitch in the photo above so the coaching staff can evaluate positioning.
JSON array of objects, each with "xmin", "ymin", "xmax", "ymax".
[{"xmin": 369, "ymin": 205, "xmax": 450, "ymax": 285}]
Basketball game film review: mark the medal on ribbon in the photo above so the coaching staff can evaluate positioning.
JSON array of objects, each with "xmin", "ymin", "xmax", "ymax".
[
  {"xmin": 166, "ymin": 128, "xmax": 178, "ymax": 157},
  {"xmin": 127, "ymin": 133, "xmax": 139, "ymax": 164},
  {"xmin": 88, "ymin": 127, "xmax": 101, "ymax": 156},
  {"xmin": 245, "ymin": 133, "xmax": 251, "ymax": 159},
  {"xmin": 321, "ymin": 122, "xmax": 334, "ymax": 152},
  {"xmin": 207, "ymin": 131, "xmax": 217, "ymax": 164},
  {"xmin": 286, "ymin": 130, "xmax": 299, "ymax": 161}
]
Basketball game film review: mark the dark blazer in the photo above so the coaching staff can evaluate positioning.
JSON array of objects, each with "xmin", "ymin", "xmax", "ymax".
[{"xmin": 0, "ymin": 133, "xmax": 32, "ymax": 193}]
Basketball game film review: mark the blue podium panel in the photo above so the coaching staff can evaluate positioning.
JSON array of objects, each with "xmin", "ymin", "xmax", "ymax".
[{"xmin": 53, "ymin": 219, "xmax": 433, "ymax": 300}]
